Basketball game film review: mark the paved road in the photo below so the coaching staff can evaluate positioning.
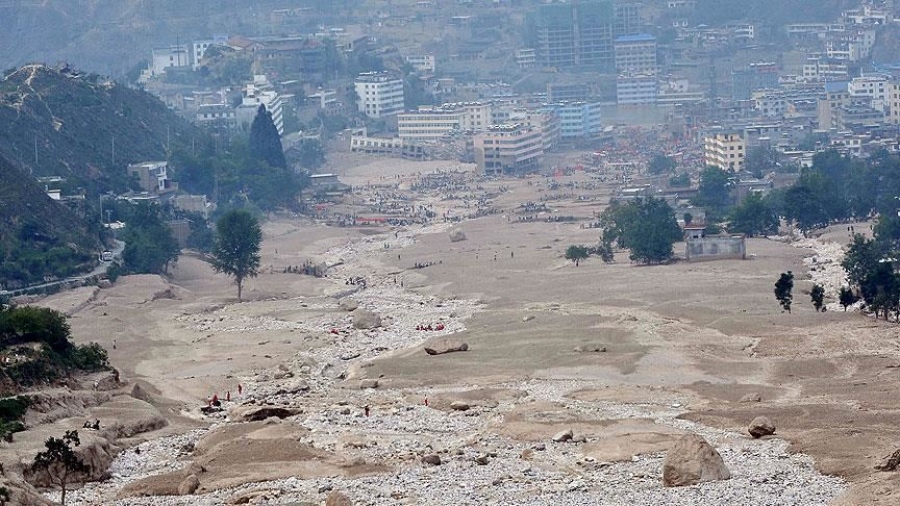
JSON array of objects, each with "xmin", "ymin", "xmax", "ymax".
[{"xmin": 0, "ymin": 240, "xmax": 125, "ymax": 297}]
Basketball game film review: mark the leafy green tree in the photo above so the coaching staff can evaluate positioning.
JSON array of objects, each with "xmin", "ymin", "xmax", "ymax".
[
  {"xmin": 859, "ymin": 262, "xmax": 900, "ymax": 320},
  {"xmin": 565, "ymin": 245, "xmax": 590, "ymax": 266},
  {"xmin": 669, "ymin": 173, "xmax": 690, "ymax": 187},
  {"xmin": 696, "ymin": 166, "xmax": 731, "ymax": 211},
  {"xmin": 774, "ymin": 271, "xmax": 794, "ymax": 313},
  {"xmin": 810, "ymin": 284, "xmax": 825, "ymax": 312},
  {"xmin": 838, "ymin": 286, "xmax": 857, "ymax": 311},
  {"xmin": 842, "ymin": 235, "xmax": 883, "ymax": 289},
  {"xmin": 121, "ymin": 203, "xmax": 179, "ymax": 275},
  {"xmin": 249, "ymin": 105, "xmax": 287, "ymax": 169},
  {"xmin": 648, "ymin": 154, "xmax": 677, "ymax": 175},
  {"xmin": 602, "ymin": 197, "xmax": 682, "ymax": 264},
  {"xmin": 744, "ymin": 146, "xmax": 778, "ymax": 178},
  {"xmin": 0, "ymin": 306, "xmax": 72, "ymax": 353},
  {"xmin": 296, "ymin": 139, "xmax": 325, "ymax": 170},
  {"xmin": 727, "ymin": 193, "xmax": 779, "ymax": 237},
  {"xmin": 211, "ymin": 210, "xmax": 262, "ymax": 301},
  {"xmin": 32, "ymin": 430, "xmax": 91, "ymax": 505},
  {"xmin": 596, "ymin": 238, "xmax": 615, "ymax": 263},
  {"xmin": 782, "ymin": 180, "xmax": 828, "ymax": 236}
]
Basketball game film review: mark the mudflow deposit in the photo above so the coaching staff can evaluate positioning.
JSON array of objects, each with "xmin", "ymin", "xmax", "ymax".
[{"xmin": 6, "ymin": 156, "xmax": 900, "ymax": 505}]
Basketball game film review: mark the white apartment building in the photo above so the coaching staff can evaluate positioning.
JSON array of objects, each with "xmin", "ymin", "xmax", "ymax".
[
  {"xmin": 543, "ymin": 102, "xmax": 602, "ymax": 140},
  {"xmin": 355, "ymin": 72, "xmax": 405, "ymax": 119},
  {"xmin": 474, "ymin": 124, "xmax": 544, "ymax": 175},
  {"xmin": 404, "ymin": 54, "xmax": 436, "ymax": 73},
  {"xmin": 149, "ymin": 45, "xmax": 190, "ymax": 77},
  {"xmin": 236, "ymin": 75, "xmax": 284, "ymax": 135},
  {"xmin": 617, "ymin": 74, "xmax": 658, "ymax": 105},
  {"xmin": 703, "ymin": 131, "xmax": 745, "ymax": 171},
  {"xmin": 849, "ymin": 74, "xmax": 891, "ymax": 113},
  {"xmin": 614, "ymin": 34, "xmax": 657, "ymax": 75},
  {"xmin": 192, "ymin": 37, "xmax": 227, "ymax": 70},
  {"xmin": 397, "ymin": 102, "xmax": 500, "ymax": 141}
]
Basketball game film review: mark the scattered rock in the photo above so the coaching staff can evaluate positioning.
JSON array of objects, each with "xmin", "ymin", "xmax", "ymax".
[
  {"xmin": 662, "ymin": 434, "xmax": 731, "ymax": 487},
  {"xmin": 325, "ymin": 491, "xmax": 353, "ymax": 506},
  {"xmin": 229, "ymin": 406, "xmax": 301, "ymax": 422},
  {"xmin": 574, "ymin": 344, "xmax": 607, "ymax": 353},
  {"xmin": 739, "ymin": 392, "xmax": 762, "ymax": 403},
  {"xmin": 181, "ymin": 462, "xmax": 205, "ymax": 477},
  {"xmin": 339, "ymin": 299, "xmax": 360, "ymax": 312},
  {"xmin": 474, "ymin": 453, "xmax": 490, "ymax": 465},
  {"xmin": 449, "ymin": 230, "xmax": 467, "ymax": 242},
  {"xmin": 522, "ymin": 315, "xmax": 535, "ymax": 322},
  {"xmin": 340, "ymin": 352, "xmax": 361, "ymax": 361},
  {"xmin": 421, "ymin": 454, "xmax": 442, "ymax": 466},
  {"xmin": 352, "ymin": 309, "xmax": 382, "ymax": 329},
  {"xmin": 177, "ymin": 474, "xmax": 200, "ymax": 495},
  {"xmin": 572, "ymin": 435, "xmax": 587, "ymax": 444},
  {"xmin": 748, "ymin": 416, "xmax": 776, "ymax": 438},
  {"xmin": 449, "ymin": 401, "xmax": 470, "ymax": 411},
  {"xmin": 424, "ymin": 339, "xmax": 469, "ymax": 355},
  {"xmin": 359, "ymin": 379, "xmax": 379, "ymax": 389},
  {"xmin": 552, "ymin": 429, "xmax": 573, "ymax": 443},
  {"xmin": 876, "ymin": 449, "xmax": 900, "ymax": 471},
  {"xmin": 532, "ymin": 443, "xmax": 546, "ymax": 451}
]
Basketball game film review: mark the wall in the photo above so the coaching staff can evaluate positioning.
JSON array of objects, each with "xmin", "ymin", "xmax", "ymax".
[{"xmin": 685, "ymin": 235, "xmax": 746, "ymax": 261}]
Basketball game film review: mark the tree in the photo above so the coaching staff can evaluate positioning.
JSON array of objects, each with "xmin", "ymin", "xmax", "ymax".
[
  {"xmin": 839, "ymin": 286, "xmax": 857, "ymax": 311},
  {"xmin": 249, "ymin": 105, "xmax": 287, "ymax": 169},
  {"xmin": 596, "ymin": 238, "xmax": 615, "ymax": 263},
  {"xmin": 810, "ymin": 284, "xmax": 825, "ymax": 312},
  {"xmin": 727, "ymin": 193, "xmax": 779, "ymax": 237},
  {"xmin": 842, "ymin": 235, "xmax": 883, "ymax": 289},
  {"xmin": 296, "ymin": 139, "xmax": 325, "ymax": 170},
  {"xmin": 601, "ymin": 197, "xmax": 682, "ymax": 264},
  {"xmin": 696, "ymin": 166, "xmax": 731, "ymax": 211},
  {"xmin": 565, "ymin": 245, "xmax": 590, "ymax": 266},
  {"xmin": 774, "ymin": 271, "xmax": 794, "ymax": 313},
  {"xmin": 32, "ymin": 430, "xmax": 91, "ymax": 505},
  {"xmin": 211, "ymin": 210, "xmax": 262, "ymax": 301},
  {"xmin": 121, "ymin": 202, "xmax": 180, "ymax": 275},
  {"xmin": 744, "ymin": 146, "xmax": 778, "ymax": 178},
  {"xmin": 648, "ymin": 154, "xmax": 677, "ymax": 175}
]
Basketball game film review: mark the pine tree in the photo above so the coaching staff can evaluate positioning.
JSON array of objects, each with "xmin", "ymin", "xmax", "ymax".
[
  {"xmin": 249, "ymin": 104, "xmax": 286, "ymax": 169},
  {"xmin": 810, "ymin": 284, "xmax": 825, "ymax": 312}
]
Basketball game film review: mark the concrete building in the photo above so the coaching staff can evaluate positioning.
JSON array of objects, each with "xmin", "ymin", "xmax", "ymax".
[
  {"xmin": 617, "ymin": 74, "xmax": 658, "ymax": 105},
  {"xmin": 703, "ymin": 131, "xmax": 745, "ymax": 171},
  {"xmin": 235, "ymin": 75, "xmax": 284, "ymax": 135},
  {"xmin": 474, "ymin": 124, "xmax": 544, "ymax": 175},
  {"xmin": 614, "ymin": 34, "xmax": 657, "ymax": 75},
  {"xmin": 543, "ymin": 102, "xmax": 602, "ymax": 141},
  {"xmin": 404, "ymin": 54, "xmax": 435, "ymax": 73},
  {"xmin": 349, "ymin": 133, "xmax": 426, "ymax": 159},
  {"xmin": 547, "ymin": 82, "xmax": 594, "ymax": 103},
  {"xmin": 531, "ymin": 0, "xmax": 615, "ymax": 69},
  {"xmin": 732, "ymin": 62, "xmax": 779, "ymax": 100},
  {"xmin": 818, "ymin": 88, "xmax": 851, "ymax": 129},
  {"xmin": 128, "ymin": 162, "xmax": 171, "ymax": 193},
  {"xmin": 355, "ymin": 72, "xmax": 405, "ymax": 119},
  {"xmin": 849, "ymin": 74, "xmax": 891, "ymax": 113},
  {"xmin": 516, "ymin": 49, "xmax": 537, "ymax": 69},
  {"xmin": 149, "ymin": 45, "xmax": 190, "ymax": 77},
  {"xmin": 192, "ymin": 36, "xmax": 227, "ymax": 70}
]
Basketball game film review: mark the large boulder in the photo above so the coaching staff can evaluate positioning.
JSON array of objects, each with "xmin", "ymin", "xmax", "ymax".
[
  {"xmin": 662, "ymin": 434, "xmax": 731, "ymax": 487},
  {"xmin": 229, "ymin": 405, "xmax": 301, "ymax": 422},
  {"xmin": 449, "ymin": 230, "xmax": 467, "ymax": 242},
  {"xmin": 352, "ymin": 309, "xmax": 382, "ymax": 329},
  {"xmin": 325, "ymin": 491, "xmax": 353, "ymax": 506},
  {"xmin": 552, "ymin": 429, "xmax": 574, "ymax": 443},
  {"xmin": 177, "ymin": 474, "xmax": 200, "ymax": 495},
  {"xmin": 748, "ymin": 416, "xmax": 776, "ymax": 438},
  {"xmin": 424, "ymin": 339, "xmax": 469, "ymax": 356},
  {"xmin": 339, "ymin": 299, "xmax": 359, "ymax": 312}
]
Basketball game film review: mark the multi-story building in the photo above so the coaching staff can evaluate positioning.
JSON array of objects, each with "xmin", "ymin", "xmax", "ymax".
[
  {"xmin": 849, "ymin": 74, "xmax": 891, "ymax": 113},
  {"xmin": 531, "ymin": 0, "xmax": 615, "ymax": 70},
  {"xmin": 149, "ymin": 45, "xmax": 190, "ymax": 77},
  {"xmin": 890, "ymin": 77, "xmax": 900, "ymax": 125},
  {"xmin": 818, "ymin": 86, "xmax": 851, "ymax": 129},
  {"xmin": 235, "ymin": 75, "xmax": 284, "ymax": 135},
  {"xmin": 355, "ymin": 72, "xmax": 405, "ymax": 119},
  {"xmin": 617, "ymin": 74, "xmax": 658, "ymax": 105},
  {"xmin": 547, "ymin": 82, "xmax": 594, "ymax": 103},
  {"xmin": 803, "ymin": 57, "xmax": 850, "ymax": 80},
  {"xmin": 543, "ymin": 102, "xmax": 603, "ymax": 140},
  {"xmin": 191, "ymin": 37, "xmax": 227, "ymax": 70},
  {"xmin": 614, "ymin": 34, "xmax": 657, "ymax": 75},
  {"xmin": 474, "ymin": 124, "xmax": 544, "ymax": 175},
  {"xmin": 404, "ymin": 54, "xmax": 436, "ymax": 73},
  {"xmin": 731, "ymin": 62, "xmax": 779, "ymax": 100},
  {"xmin": 703, "ymin": 131, "xmax": 746, "ymax": 171},
  {"xmin": 127, "ymin": 162, "xmax": 171, "ymax": 193}
]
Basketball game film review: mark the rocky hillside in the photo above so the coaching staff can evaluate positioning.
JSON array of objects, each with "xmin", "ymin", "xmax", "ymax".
[
  {"xmin": 0, "ymin": 64, "xmax": 208, "ymax": 189},
  {"xmin": 0, "ymin": 155, "xmax": 100, "ymax": 288}
]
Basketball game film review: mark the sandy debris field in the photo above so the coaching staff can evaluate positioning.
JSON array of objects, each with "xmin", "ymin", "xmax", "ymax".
[{"xmin": 13, "ymin": 156, "xmax": 900, "ymax": 505}]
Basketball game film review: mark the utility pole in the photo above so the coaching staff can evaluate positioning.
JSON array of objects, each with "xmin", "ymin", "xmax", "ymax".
[{"xmin": 111, "ymin": 136, "xmax": 116, "ymax": 166}]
